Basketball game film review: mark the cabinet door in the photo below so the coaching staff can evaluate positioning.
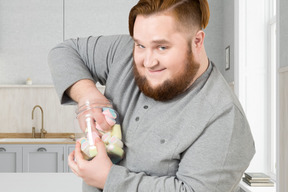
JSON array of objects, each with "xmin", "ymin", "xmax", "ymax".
[
  {"xmin": 23, "ymin": 145, "xmax": 64, "ymax": 173},
  {"xmin": 0, "ymin": 0, "xmax": 63, "ymax": 85},
  {"xmin": 65, "ymin": 144, "xmax": 76, "ymax": 173},
  {"xmin": 64, "ymin": 0, "xmax": 137, "ymax": 38},
  {"xmin": 0, "ymin": 145, "xmax": 22, "ymax": 172}
]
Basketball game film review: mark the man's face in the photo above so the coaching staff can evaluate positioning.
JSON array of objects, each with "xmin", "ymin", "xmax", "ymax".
[{"xmin": 133, "ymin": 13, "xmax": 200, "ymax": 101}]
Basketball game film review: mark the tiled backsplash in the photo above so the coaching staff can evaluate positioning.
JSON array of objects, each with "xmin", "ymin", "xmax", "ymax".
[{"xmin": 0, "ymin": 85, "xmax": 75, "ymax": 133}]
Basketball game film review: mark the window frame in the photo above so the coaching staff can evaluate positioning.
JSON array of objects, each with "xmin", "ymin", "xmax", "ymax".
[
  {"xmin": 235, "ymin": 0, "xmax": 277, "ymax": 182},
  {"xmin": 267, "ymin": 0, "xmax": 277, "ymax": 180}
]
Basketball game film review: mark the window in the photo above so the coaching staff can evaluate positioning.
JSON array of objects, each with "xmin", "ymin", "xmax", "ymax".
[{"xmin": 235, "ymin": 0, "xmax": 277, "ymax": 181}]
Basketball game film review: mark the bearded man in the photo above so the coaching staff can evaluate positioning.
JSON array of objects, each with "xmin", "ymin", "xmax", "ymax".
[{"xmin": 49, "ymin": 0, "xmax": 255, "ymax": 191}]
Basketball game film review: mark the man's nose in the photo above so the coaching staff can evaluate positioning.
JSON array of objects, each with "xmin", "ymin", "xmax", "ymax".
[{"xmin": 144, "ymin": 51, "xmax": 158, "ymax": 68}]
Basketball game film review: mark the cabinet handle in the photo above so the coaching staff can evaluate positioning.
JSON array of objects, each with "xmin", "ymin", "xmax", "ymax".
[
  {"xmin": 0, "ymin": 147, "xmax": 6, "ymax": 152},
  {"xmin": 37, "ymin": 147, "xmax": 47, "ymax": 152}
]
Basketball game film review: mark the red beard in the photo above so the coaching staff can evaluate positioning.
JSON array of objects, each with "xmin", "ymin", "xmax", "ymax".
[{"xmin": 133, "ymin": 49, "xmax": 200, "ymax": 101}]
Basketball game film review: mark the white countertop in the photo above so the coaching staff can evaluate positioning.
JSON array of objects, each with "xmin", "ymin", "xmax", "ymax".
[
  {"xmin": 0, "ymin": 173, "xmax": 82, "ymax": 192},
  {"xmin": 0, "ymin": 173, "xmax": 277, "ymax": 192}
]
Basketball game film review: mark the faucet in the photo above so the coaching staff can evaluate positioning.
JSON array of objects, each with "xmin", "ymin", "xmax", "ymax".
[{"xmin": 32, "ymin": 105, "xmax": 47, "ymax": 138}]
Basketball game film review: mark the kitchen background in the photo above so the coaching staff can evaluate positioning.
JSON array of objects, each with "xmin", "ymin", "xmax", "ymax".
[
  {"xmin": 0, "ymin": 0, "xmax": 233, "ymax": 133},
  {"xmin": 0, "ymin": 0, "xmax": 287, "ymax": 191}
]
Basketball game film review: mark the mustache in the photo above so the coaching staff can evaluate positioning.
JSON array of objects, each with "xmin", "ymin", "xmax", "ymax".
[{"xmin": 132, "ymin": 54, "xmax": 200, "ymax": 101}]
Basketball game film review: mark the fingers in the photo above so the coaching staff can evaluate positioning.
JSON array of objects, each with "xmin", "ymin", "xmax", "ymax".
[
  {"xmin": 68, "ymin": 150, "xmax": 80, "ymax": 177},
  {"xmin": 68, "ymin": 142, "xmax": 87, "ymax": 178},
  {"xmin": 92, "ymin": 108, "xmax": 111, "ymax": 132},
  {"xmin": 77, "ymin": 105, "xmax": 118, "ymax": 136},
  {"xmin": 93, "ymin": 137, "xmax": 107, "ymax": 156},
  {"xmin": 74, "ymin": 141, "xmax": 84, "ymax": 162}
]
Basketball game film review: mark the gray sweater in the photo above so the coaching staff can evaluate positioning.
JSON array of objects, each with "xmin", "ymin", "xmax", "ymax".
[{"xmin": 48, "ymin": 35, "xmax": 255, "ymax": 192}]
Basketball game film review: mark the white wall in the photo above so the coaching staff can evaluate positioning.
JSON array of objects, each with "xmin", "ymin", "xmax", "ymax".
[
  {"xmin": 205, "ymin": 0, "xmax": 226, "ymax": 80},
  {"xmin": 205, "ymin": 0, "xmax": 235, "ymax": 84},
  {"xmin": 222, "ymin": 0, "xmax": 234, "ymax": 83}
]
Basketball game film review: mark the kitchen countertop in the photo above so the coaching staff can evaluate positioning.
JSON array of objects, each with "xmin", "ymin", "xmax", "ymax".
[
  {"xmin": 0, "ymin": 133, "xmax": 76, "ymax": 144},
  {"xmin": 0, "ymin": 173, "xmax": 82, "ymax": 192}
]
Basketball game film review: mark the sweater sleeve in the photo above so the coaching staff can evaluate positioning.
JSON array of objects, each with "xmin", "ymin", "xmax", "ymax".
[
  {"xmin": 103, "ymin": 104, "xmax": 255, "ymax": 192},
  {"xmin": 48, "ymin": 35, "xmax": 132, "ymax": 104}
]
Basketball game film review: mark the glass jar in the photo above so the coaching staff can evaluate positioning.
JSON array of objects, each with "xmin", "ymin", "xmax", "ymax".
[{"xmin": 74, "ymin": 100, "xmax": 124, "ymax": 163}]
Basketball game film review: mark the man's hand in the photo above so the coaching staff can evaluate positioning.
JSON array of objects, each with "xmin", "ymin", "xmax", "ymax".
[
  {"xmin": 77, "ymin": 105, "xmax": 112, "ymax": 134},
  {"xmin": 68, "ymin": 137, "xmax": 113, "ymax": 189},
  {"xmin": 69, "ymin": 79, "xmax": 112, "ymax": 133}
]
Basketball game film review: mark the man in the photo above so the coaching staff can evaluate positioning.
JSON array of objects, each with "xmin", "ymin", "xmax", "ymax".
[{"xmin": 49, "ymin": 0, "xmax": 255, "ymax": 191}]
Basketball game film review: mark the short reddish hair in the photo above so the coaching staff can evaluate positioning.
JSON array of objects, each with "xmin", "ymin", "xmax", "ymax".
[{"xmin": 129, "ymin": 0, "xmax": 210, "ymax": 36}]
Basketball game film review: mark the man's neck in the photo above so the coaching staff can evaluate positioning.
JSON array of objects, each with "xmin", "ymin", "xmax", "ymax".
[{"xmin": 188, "ymin": 56, "xmax": 209, "ymax": 88}]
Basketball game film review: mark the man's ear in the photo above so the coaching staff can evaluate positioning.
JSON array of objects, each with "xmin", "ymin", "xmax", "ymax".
[{"xmin": 193, "ymin": 30, "xmax": 205, "ymax": 48}]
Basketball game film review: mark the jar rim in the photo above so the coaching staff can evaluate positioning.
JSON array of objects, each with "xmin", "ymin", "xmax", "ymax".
[{"xmin": 76, "ymin": 100, "xmax": 112, "ymax": 115}]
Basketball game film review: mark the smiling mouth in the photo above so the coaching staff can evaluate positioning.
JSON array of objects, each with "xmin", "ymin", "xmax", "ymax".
[{"xmin": 148, "ymin": 68, "xmax": 166, "ymax": 73}]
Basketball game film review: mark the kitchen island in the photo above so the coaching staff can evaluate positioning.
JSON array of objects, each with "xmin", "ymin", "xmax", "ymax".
[{"xmin": 0, "ymin": 173, "xmax": 82, "ymax": 192}]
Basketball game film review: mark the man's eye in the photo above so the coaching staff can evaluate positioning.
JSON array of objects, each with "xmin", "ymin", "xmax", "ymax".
[
  {"xmin": 159, "ymin": 46, "xmax": 167, "ymax": 51},
  {"xmin": 136, "ymin": 44, "xmax": 145, "ymax": 49}
]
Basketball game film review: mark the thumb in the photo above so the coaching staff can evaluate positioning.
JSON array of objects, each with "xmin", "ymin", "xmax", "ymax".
[{"xmin": 94, "ymin": 137, "xmax": 107, "ymax": 156}]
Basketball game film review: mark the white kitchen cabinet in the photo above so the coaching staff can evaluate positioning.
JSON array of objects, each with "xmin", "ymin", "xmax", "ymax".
[
  {"xmin": 0, "ymin": 0, "xmax": 63, "ymax": 85},
  {"xmin": 0, "ymin": 144, "xmax": 75, "ymax": 173},
  {"xmin": 23, "ymin": 145, "xmax": 64, "ymax": 173},
  {"xmin": 66, "ymin": 144, "xmax": 76, "ymax": 173},
  {"xmin": 64, "ymin": 0, "xmax": 137, "ymax": 39},
  {"xmin": 0, "ymin": 145, "xmax": 22, "ymax": 172}
]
